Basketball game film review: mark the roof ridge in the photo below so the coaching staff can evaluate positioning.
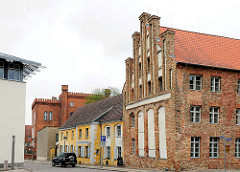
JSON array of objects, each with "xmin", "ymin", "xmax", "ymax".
[{"xmin": 160, "ymin": 26, "xmax": 240, "ymax": 41}]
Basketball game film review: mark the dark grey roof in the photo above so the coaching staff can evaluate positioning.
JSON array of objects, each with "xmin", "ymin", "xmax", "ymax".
[
  {"xmin": 60, "ymin": 94, "xmax": 123, "ymax": 129},
  {"xmin": 0, "ymin": 52, "xmax": 44, "ymax": 80}
]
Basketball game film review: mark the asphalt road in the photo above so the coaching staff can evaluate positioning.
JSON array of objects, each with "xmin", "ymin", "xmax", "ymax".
[{"xmin": 24, "ymin": 161, "xmax": 111, "ymax": 172}]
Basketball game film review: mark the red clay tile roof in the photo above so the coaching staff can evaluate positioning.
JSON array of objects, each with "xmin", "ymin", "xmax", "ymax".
[{"xmin": 160, "ymin": 26, "xmax": 240, "ymax": 71}]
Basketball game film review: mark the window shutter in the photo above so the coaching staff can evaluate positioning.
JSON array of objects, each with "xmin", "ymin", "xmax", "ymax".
[
  {"xmin": 104, "ymin": 147, "xmax": 107, "ymax": 159},
  {"xmin": 81, "ymin": 146, "xmax": 85, "ymax": 157},
  {"xmin": 88, "ymin": 146, "xmax": 90, "ymax": 158},
  {"xmin": 114, "ymin": 146, "xmax": 117, "ymax": 160}
]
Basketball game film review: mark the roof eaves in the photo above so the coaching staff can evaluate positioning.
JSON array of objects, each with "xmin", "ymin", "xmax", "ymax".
[{"xmin": 177, "ymin": 61, "xmax": 240, "ymax": 72}]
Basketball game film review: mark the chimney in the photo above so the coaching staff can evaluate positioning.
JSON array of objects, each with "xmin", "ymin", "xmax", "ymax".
[
  {"xmin": 62, "ymin": 85, "xmax": 68, "ymax": 92},
  {"xmin": 104, "ymin": 89, "xmax": 111, "ymax": 98}
]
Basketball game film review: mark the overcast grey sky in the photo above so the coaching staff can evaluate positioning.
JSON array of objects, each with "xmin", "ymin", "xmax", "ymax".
[{"xmin": 0, "ymin": 0, "xmax": 239, "ymax": 124}]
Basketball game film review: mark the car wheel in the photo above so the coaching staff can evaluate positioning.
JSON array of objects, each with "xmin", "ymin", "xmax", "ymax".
[
  {"xmin": 52, "ymin": 161, "xmax": 55, "ymax": 167},
  {"xmin": 60, "ymin": 162, "xmax": 63, "ymax": 167},
  {"xmin": 72, "ymin": 164, "xmax": 75, "ymax": 167}
]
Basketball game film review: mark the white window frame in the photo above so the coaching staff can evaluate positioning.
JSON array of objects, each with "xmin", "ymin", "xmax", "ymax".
[
  {"xmin": 70, "ymin": 102, "xmax": 74, "ymax": 106},
  {"xmin": 209, "ymin": 107, "xmax": 219, "ymax": 124},
  {"xmin": 211, "ymin": 77, "xmax": 220, "ymax": 92},
  {"xmin": 237, "ymin": 109, "xmax": 240, "ymax": 125},
  {"xmin": 106, "ymin": 126, "xmax": 110, "ymax": 138},
  {"xmin": 117, "ymin": 146, "xmax": 122, "ymax": 158},
  {"xmin": 209, "ymin": 137, "xmax": 219, "ymax": 158},
  {"xmin": 106, "ymin": 146, "xmax": 111, "ymax": 159},
  {"xmin": 71, "ymin": 131, "xmax": 74, "ymax": 140},
  {"xmin": 116, "ymin": 125, "xmax": 121, "ymax": 138},
  {"xmin": 190, "ymin": 137, "xmax": 200, "ymax": 158},
  {"xmin": 85, "ymin": 146, "xmax": 89, "ymax": 158},
  {"xmin": 44, "ymin": 111, "xmax": 48, "ymax": 121},
  {"xmin": 190, "ymin": 75, "xmax": 202, "ymax": 91},
  {"xmin": 190, "ymin": 106, "xmax": 201, "ymax": 123},
  {"xmin": 49, "ymin": 112, "xmax": 52, "ymax": 120},
  {"xmin": 61, "ymin": 132, "xmax": 63, "ymax": 140},
  {"xmin": 235, "ymin": 138, "xmax": 240, "ymax": 158}
]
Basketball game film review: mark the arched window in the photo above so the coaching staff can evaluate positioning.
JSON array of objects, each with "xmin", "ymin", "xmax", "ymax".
[
  {"xmin": 115, "ymin": 125, "xmax": 122, "ymax": 138},
  {"xmin": 130, "ymin": 113, "xmax": 135, "ymax": 127},
  {"xmin": 49, "ymin": 112, "xmax": 52, "ymax": 120},
  {"xmin": 105, "ymin": 126, "xmax": 111, "ymax": 138},
  {"xmin": 138, "ymin": 111, "xmax": 144, "ymax": 156},
  {"xmin": 44, "ymin": 111, "xmax": 47, "ymax": 121}
]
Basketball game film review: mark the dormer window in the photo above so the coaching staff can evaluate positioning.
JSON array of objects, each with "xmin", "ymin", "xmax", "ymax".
[
  {"xmin": 8, "ymin": 63, "xmax": 21, "ymax": 81},
  {"xmin": 0, "ymin": 61, "xmax": 4, "ymax": 79}
]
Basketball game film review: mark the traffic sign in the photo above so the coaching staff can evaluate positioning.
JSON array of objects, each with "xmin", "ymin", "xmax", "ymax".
[{"xmin": 101, "ymin": 136, "xmax": 106, "ymax": 142}]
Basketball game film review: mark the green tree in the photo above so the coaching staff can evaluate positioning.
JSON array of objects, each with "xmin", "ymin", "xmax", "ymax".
[{"xmin": 85, "ymin": 87, "xmax": 120, "ymax": 104}]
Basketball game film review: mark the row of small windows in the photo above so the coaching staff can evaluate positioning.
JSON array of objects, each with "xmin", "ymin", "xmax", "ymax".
[
  {"xmin": 0, "ymin": 61, "xmax": 22, "ymax": 81},
  {"xmin": 191, "ymin": 137, "xmax": 240, "ymax": 159},
  {"xmin": 190, "ymin": 106, "xmax": 240, "ymax": 124},
  {"xmin": 129, "ymin": 107, "xmax": 240, "ymax": 126},
  {"xmin": 60, "ymin": 128, "xmax": 89, "ymax": 141},
  {"xmin": 190, "ymin": 75, "xmax": 240, "ymax": 92},
  {"xmin": 44, "ymin": 111, "xmax": 52, "ymax": 121},
  {"xmin": 105, "ymin": 125, "xmax": 122, "ymax": 138}
]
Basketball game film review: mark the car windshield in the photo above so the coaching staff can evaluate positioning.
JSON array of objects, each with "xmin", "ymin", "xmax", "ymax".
[{"xmin": 64, "ymin": 153, "xmax": 76, "ymax": 158}]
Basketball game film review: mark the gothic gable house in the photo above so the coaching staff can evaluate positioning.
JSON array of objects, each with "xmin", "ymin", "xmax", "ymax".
[{"xmin": 123, "ymin": 12, "xmax": 240, "ymax": 171}]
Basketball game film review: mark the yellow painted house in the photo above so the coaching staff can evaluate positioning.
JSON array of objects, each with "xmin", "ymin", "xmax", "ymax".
[{"xmin": 57, "ymin": 94, "xmax": 123, "ymax": 166}]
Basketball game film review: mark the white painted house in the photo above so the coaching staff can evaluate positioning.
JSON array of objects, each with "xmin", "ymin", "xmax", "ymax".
[{"xmin": 0, "ymin": 52, "xmax": 42, "ymax": 168}]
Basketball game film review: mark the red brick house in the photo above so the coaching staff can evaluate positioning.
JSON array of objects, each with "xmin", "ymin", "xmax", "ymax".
[
  {"xmin": 30, "ymin": 85, "xmax": 90, "ymax": 157},
  {"xmin": 123, "ymin": 12, "xmax": 240, "ymax": 171}
]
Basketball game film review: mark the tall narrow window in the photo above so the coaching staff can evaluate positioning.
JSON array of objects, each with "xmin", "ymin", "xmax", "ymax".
[
  {"xmin": 209, "ymin": 137, "xmax": 219, "ymax": 158},
  {"xmin": 209, "ymin": 107, "xmax": 219, "ymax": 124},
  {"xmin": 131, "ymin": 88, "xmax": 134, "ymax": 101},
  {"xmin": 85, "ymin": 146, "xmax": 90, "ymax": 158},
  {"xmin": 237, "ymin": 109, "xmax": 240, "ymax": 125},
  {"xmin": 117, "ymin": 147, "xmax": 122, "ymax": 158},
  {"xmin": 139, "ymin": 63, "xmax": 141, "ymax": 76},
  {"xmin": 70, "ymin": 112, "xmax": 73, "ymax": 117},
  {"xmin": 79, "ymin": 129, "xmax": 82, "ymax": 139},
  {"xmin": 238, "ymin": 79, "xmax": 240, "ymax": 94},
  {"xmin": 44, "ymin": 111, "xmax": 48, "ymax": 121},
  {"xmin": 66, "ymin": 132, "xmax": 68, "ymax": 139},
  {"xmin": 169, "ymin": 69, "xmax": 172, "ymax": 89},
  {"xmin": 190, "ymin": 106, "xmax": 201, "ymax": 123},
  {"xmin": 106, "ymin": 126, "xmax": 110, "ymax": 138},
  {"xmin": 107, "ymin": 146, "xmax": 111, "ymax": 159},
  {"xmin": 139, "ymin": 85, "xmax": 142, "ymax": 98},
  {"xmin": 78, "ymin": 146, "xmax": 81, "ymax": 157},
  {"xmin": 147, "ymin": 57, "xmax": 150, "ymax": 72},
  {"xmin": 49, "ymin": 112, "xmax": 52, "ymax": 120},
  {"xmin": 86, "ymin": 128, "xmax": 89, "ymax": 139},
  {"xmin": 132, "ymin": 139, "xmax": 136, "ymax": 155},
  {"xmin": 191, "ymin": 137, "xmax": 200, "ymax": 158},
  {"xmin": 117, "ymin": 125, "xmax": 121, "ymax": 138},
  {"xmin": 72, "ymin": 131, "xmax": 74, "ymax": 140},
  {"xmin": 211, "ymin": 77, "xmax": 220, "ymax": 92},
  {"xmin": 0, "ymin": 61, "xmax": 4, "ymax": 79},
  {"xmin": 235, "ymin": 138, "xmax": 240, "ymax": 158},
  {"xmin": 131, "ymin": 115, "xmax": 135, "ymax": 127},
  {"xmin": 61, "ymin": 132, "xmax": 63, "ymax": 140},
  {"xmin": 158, "ymin": 77, "xmax": 163, "ymax": 92},
  {"xmin": 190, "ymin": 75, "xmax": 202, "ymax": 91},
  {"xmin": 148, "ymin": 81, "xmax": 151, "ymax": 95}
]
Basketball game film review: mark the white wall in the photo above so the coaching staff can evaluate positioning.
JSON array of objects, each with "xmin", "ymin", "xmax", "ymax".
[
  {"xmin": 148, "ymin": 109, "xmax": 156, "ymax": 157},
  {"xmin": 158, "ymin": 107, "xmax": 167, "ymax": 159},
  {"xmin": 0, "ymin": 79, "xmax": 26, "ymax": 164},
  {"xmin": 138, "ymin": 111, "xmax": 144, "ymax": 156}
]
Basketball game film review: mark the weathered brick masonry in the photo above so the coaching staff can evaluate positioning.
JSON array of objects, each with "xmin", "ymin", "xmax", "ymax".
[
  {"xmin": 30, "ymin": 85, "xmax": 90, "ymax": 155},
  {"xmin": 123, "ymin": 12, "xmax": 240, "ymax": 171}
]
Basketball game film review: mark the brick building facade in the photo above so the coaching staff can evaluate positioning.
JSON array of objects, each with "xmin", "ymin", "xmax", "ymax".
[
  {"xmin": 30, "ymin": 85, "xmax": 90, "ymax": 155},
  {"xmin": 123, "ymin": 12, "xmax": 240, "ymax": 171},
  {"xmin": 24, "ymin": 125, "xmax": 34, "ymax": 159}
]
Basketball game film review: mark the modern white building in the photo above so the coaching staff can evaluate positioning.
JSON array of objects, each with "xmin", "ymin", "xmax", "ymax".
[{"xmin": 0, "ymin": 52, "xmax": 42, "ymax": 168}]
